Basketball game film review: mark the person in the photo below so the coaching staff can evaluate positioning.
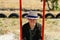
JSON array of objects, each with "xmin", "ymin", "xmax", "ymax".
[{"xmin": 22, "ymin": 11, "xmax": 42, "ymax": 40}]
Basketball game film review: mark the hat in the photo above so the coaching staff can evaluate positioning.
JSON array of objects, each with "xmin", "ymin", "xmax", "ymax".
[{"xmin": 26, "ymin": 11, "xmax": 39, "ymax": 19}]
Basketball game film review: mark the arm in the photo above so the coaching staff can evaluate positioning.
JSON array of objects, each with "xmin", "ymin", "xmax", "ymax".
[
  {"xmin": 37, "ymin": 23, "xmax": 42, "ymax": 40},
  {"xmin": 22, "ymin": 25, "xmax": 26, "ymax": 40}
]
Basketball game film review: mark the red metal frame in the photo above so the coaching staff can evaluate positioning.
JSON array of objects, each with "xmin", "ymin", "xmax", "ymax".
[
  {"xmin": 20, "ymin": 0, "xmax": 22, "ymax": 40},
  {"xmin": 20, "ymin": 0, "xmax": 46, "ymax": 40},
  {"xmin": 42, "ymin": 0, "xmax": 46, "ymax": 40}
]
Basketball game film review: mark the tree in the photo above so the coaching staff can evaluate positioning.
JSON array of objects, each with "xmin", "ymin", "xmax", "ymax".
[
  {"xmin": 40, "ymin": 0, "xmax": 59, "ymax": 10},
  {"xmin": 40, "ymin": 0, "xmax": 52, "ymax": 10}
]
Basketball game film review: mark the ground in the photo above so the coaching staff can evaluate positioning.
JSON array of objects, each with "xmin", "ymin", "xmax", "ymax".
[
  {"xmin": 0, "ymin": 18, "xmax": 20, "ymax": 40},
  {"xmin": 45, "ymin": 19, "xmax": 60, "ymax": 40},
  {"xmin": 0, "ymin": 18, "xmax": 60, "ymax": 40}
]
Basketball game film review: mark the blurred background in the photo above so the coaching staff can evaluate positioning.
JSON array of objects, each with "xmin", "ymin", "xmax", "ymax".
[{"xmin": 0, "ymin": 0, "xmax": 60, "ymax": 40}]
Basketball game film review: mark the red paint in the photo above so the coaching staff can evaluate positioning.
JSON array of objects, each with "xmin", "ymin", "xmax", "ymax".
[
  {"xmin": 42, "ymin": 0, "xmax": 46, "ymax": 40},
  {"xmin": 20, "ymin": 0, "xmax": 22, "ymax": 40}
]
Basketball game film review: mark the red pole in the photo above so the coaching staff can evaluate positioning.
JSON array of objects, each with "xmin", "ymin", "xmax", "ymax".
[
  {"xmin": 20, "ymin": 0, "xmax": 46, "ymax": 40},
  {"xmin": 42, "ymin": 0, "xmax": 46, "ymax": 40},
  {"xmin": 20, "ymin": 0, "xmax": 22, "ymax": 40}
]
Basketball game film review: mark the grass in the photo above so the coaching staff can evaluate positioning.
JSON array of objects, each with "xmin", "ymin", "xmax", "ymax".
[
  {"xmin": 0, "ymin": 18, "xmax": 20, "ymax": 40},
  {"xmin": 0, "ymin": 18, "xmax": 60, "ymax": 40}
]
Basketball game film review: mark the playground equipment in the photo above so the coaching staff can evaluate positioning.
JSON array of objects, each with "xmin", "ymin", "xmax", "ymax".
[
  {"xmin": 0, "ymin": 0, "xmax": 60, "ymax": 18},
  {"xmin": 22, "ymin": 0, "xmax": 60, "ymax": 19},
  {"xmin": 0, "ymin": 0, "xmax": 19, "ymax": 18}
]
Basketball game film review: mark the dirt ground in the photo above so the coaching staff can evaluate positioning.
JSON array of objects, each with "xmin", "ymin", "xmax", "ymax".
[
  {"xmin": 0, "ymin": 18, "xmax": 60, "ymax": 40},
  {"xmin": 0, "ymin": 18, "xmax": 20, "ymax": 40},
  {"xmin": 45, "ymin": 19, "xmax": 60, "ymax": 40}
]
